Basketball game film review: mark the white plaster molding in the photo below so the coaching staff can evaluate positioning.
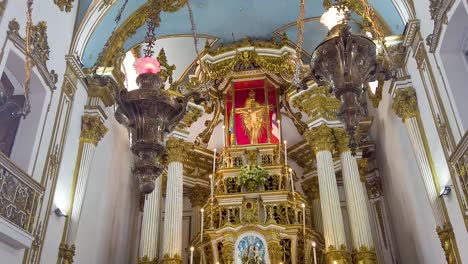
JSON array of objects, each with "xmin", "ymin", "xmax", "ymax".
[{"xmin": 0, "ymin": 217, "xmax": 34, "ymax": 249}]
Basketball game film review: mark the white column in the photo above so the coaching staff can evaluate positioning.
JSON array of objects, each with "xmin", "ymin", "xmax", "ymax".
[
  {"xmin": 139, "ymin": 176, "xmax": 162, "ymax": 261},
  {"xmin": 311, "ymin": 199, "xmax": 323, "ymax": 234},
  {"xmin": 162, "ymin": 138, "xmax": 189, "ymax": 263},
  {"xmin": 305, "ymin": 124, "xmax": 349, "ymax": 264},
  {"xmin": 336, "ymin": 129, "xmax": 377, "ymax": 263},
  {"xmin": 316, "ymin": 150, "xmax": 347, "ymax": 248},
  {"xmin": 392, "ymin": 87, "xmax": 460, "ymax": 263}
]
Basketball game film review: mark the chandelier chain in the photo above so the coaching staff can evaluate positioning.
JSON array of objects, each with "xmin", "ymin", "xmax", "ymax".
[
  {"xmin": 22, "ymin": 0, "xmax": 33, "ymax": 116},
  {"xmin": 186, "ymin": 0, "xmax": 209, "ymax": 91},
  {"xmin": 143, "ymin": 14, "xmax": 158, "ymax": 57},
  {"xmin": 293, "ymin": 0, "xmax": 305, "ymax": 87},
  {"xmin": 92, "ymin": 0, "xmax": 129, "ymax": 73}
]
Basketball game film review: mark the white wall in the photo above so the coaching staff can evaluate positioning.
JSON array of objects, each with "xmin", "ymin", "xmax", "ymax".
[
  {"xmin": 369, "ymin": 91, "xmax": 446, "ymax": 263},
  {"xmin": 73, "ymin": 117, "xmax": 140, "ymax": 264}
]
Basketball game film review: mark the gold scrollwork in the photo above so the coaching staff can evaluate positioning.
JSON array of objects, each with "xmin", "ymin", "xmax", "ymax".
[
  {"xmin": 292, "ymin": 86, "xmax": 340, "ymax": 122},
  {"xmin": 58, "ymin": 243, "xmax": 75, "ymax": 264},
  {"xmin": 436, "ymin": 223, "xmax": 458, "ymax": 264}
]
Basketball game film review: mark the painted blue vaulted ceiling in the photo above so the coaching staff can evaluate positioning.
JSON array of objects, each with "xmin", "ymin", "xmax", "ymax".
[{"xmin": 78, "ymin": 0, "xmax": 405, "ymax": 68}]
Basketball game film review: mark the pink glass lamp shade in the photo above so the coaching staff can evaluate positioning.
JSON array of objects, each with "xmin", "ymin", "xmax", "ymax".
[{"xmin": 134, "ymin": 57, "xmax": 161, "ymax": 74}]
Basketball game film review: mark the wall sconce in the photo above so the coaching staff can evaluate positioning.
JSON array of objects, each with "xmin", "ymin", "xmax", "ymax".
[
  {"xmin": 53, "ymin": 208, "xmax": 67, "ymax": 218},
  {"xmin": 439, "ymin": 185, "xmax": 452, "ymax": 197}
]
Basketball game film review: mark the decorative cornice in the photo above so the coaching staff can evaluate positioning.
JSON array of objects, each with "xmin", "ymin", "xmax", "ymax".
[
  {"xmin": 65, "ymin": 55, "xmax": 86, "ymax": 79},
  {"xmin": 304, "ymin": 124, "xmax": 335, "ymax": 153},
  {"xmin": 80, "ymin": 115, "xmax": 108, "ymax": 145},
  {"xmin": 291, "ymin": 86, "xmax": 340, "ymax": 122},
  {"xmin": 392, "ymin": 87, "xmax": 419, "ymax": 122},
  {"xmin": 403, "ymin": 19, "xmax": 420, "ymax": 48},
  {"xmin": 166, "ymin": 137, "xmax": 191, "ymax": 163},
  {"xmin": 85, "ymin": 74, "xmax": 116, "ymax": 107},
  {"xmin": 426, "ymin": 0, "xmax": 455, "ymax": 53}
]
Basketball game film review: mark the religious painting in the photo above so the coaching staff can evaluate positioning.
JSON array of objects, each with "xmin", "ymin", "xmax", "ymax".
[
  {"xmin": 236, "ymin": 234, "xmax": 267, "ymax": 264},
  {"xmin": 225, "ymin": 79, "xmax": 279, "ymax": 146}
]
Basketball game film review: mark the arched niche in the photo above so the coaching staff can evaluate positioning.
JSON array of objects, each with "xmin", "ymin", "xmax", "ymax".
[
  {"xmin": 234, "ymin": 232, "xmax": 270, "ymax": 264},
  {"xmin": 0, "ymin": 41, "xmax": 51, "ymax": 175}
]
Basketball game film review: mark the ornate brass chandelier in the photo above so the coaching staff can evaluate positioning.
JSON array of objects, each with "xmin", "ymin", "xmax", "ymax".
[
  {"xmin": 114, "ymin": 14, "xmax": 204, "ymax": 194},
  {"xmin": 301, "ymin": 3, "xmax": 390, "ymax": 153}
]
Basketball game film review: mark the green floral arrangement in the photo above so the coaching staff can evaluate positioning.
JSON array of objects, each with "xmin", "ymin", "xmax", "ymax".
[{"xmin": 239, "ymin": 164, "xmax": 268, "ymax": 185}]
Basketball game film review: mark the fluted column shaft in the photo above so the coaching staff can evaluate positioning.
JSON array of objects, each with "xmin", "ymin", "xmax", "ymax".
[
  {"xmin": 139, "ymin": 177, "xmax": 163, "ymax": 261},
  {"xmin": 392, "ymin": 87, "xmax": 460, "ymax": 264},
  {"xmin": 305, "ymin": 125, "xmax": 350, "ymax": 264},
  {"xmin": 316, "ymin": 150, "xmax": 347, "ymax": 248},
  {"xmin": 312, "ymin": 199, "xmax": 323, "ymax": 234},
  {"xmin": 59, "ymin": 115, "xmax": 108, "ymax": 264},
  {"xmin": 162, "ymin": 138, "xmax": 190, "ymax": 263}
]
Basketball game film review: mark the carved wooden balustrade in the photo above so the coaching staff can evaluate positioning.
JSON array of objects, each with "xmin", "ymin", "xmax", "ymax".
[{"xmin": 0, "ymin": 152, "xmax": 44, "ymax": 234}]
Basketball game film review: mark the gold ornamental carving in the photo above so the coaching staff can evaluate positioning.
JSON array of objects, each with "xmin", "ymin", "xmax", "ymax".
[
  {"xmin": 54, "ymin": 0, "xmax": 74, "ymax": 12},
  {"xmin": 85, "ymin": 75, "xmax": 117, "ymax": 107},
  {"xmin": 187, "ymin": 185, "xmax": 209, "ymax": 207},
  {"xmin": 166, "ymin": 137, "xmax": 191, "ymax": 163},
  {"xmin": 177, "ymin": 105, "xmax": 203, "ymax": 130},
  {"xmin": 392, "ymin": 87, "xmax": 419, "ymax": 122},
  {"xmin": 80, "ymin": 115, "xmax": 108, "ymax": 145},
  {"xmin": 436, "ymin": 223, "xmax": 458, "ymax": 264},
  {"xmin": 58, "ymin": 243, "xmax": 75, "ymax": 264},
  {"xmin": 268, "ymin": 241, "xmax": 283, "ymax": 263},
  {"xmin": 221, "ymin": 242, "xmax": 235, "ymax": 264},
  {"xmin": 292, "ymin": 86, "xmax": 340, "ymax": 122},
  {"xmin": 357, "ymin": 159, "xmax": 369, "ymax": 182},
  {"xmin": 325, "ymin": 245, "xmax": 351, "ymax": 264},
  {"xmin": 352, "ymin": 246, "xmax": 377, "ymax": 264},
  {"xmin": 31, "ymin": 21, "xmax": 50, "ymax": 65},
  {"xmin": 304, "ymin": 124, "xmax": 335, "ymax": 153},
  {"xmin": 334, "ymin": 128, "xmax": 351, "ymax": 154}
]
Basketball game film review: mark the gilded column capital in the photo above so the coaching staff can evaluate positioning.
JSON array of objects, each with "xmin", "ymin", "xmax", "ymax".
[
  {"xmin": 221, "ymin": 242, "xmax": 235, "ymax": 264},
  {"xmin": 58, "ymin": 243, "xmax": 75, "ymax": 264},
  {"xmin": 325, "ymin": 244, "xmax": 351, "ymax": 264},
  {"xmin": 436, "ymin": 223, "xmax": 459, "ymax": 264},
  {"xmin": 334, "ymin": 128, "xmax": 350, "ymax": 153},
  {"xmin": 161, "ymin": 253, "xmax": 182, "ymax": 264},
  {"xmin": 304, "ymin": 124, "xmax": 335, "ymax": 153},
  {"xmin": 166, "ymin": 137, "xmax": 191, "ymax": 163},
  {"xmin": 137, "ymin": 256, "xmax": 158, "ymax": 264},
  {"xmin": 352, "ymin": 246, "xmax": 377, "ymax": 264},
  {"xmin": 188, "ymin": 185, "xmax": 209, "ymax": 207},
  {"xmin": 392, "ymin": 87, "xmax": 419, "ymax": 122},
  {"xmin": 80, "ymin": 115, "xmax": 108, "ymax": 145}
]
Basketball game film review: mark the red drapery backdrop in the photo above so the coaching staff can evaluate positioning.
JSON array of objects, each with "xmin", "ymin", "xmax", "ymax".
[{"xmin": 225, "ymin": 79, "xmax": 279, "ymax": 146}]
